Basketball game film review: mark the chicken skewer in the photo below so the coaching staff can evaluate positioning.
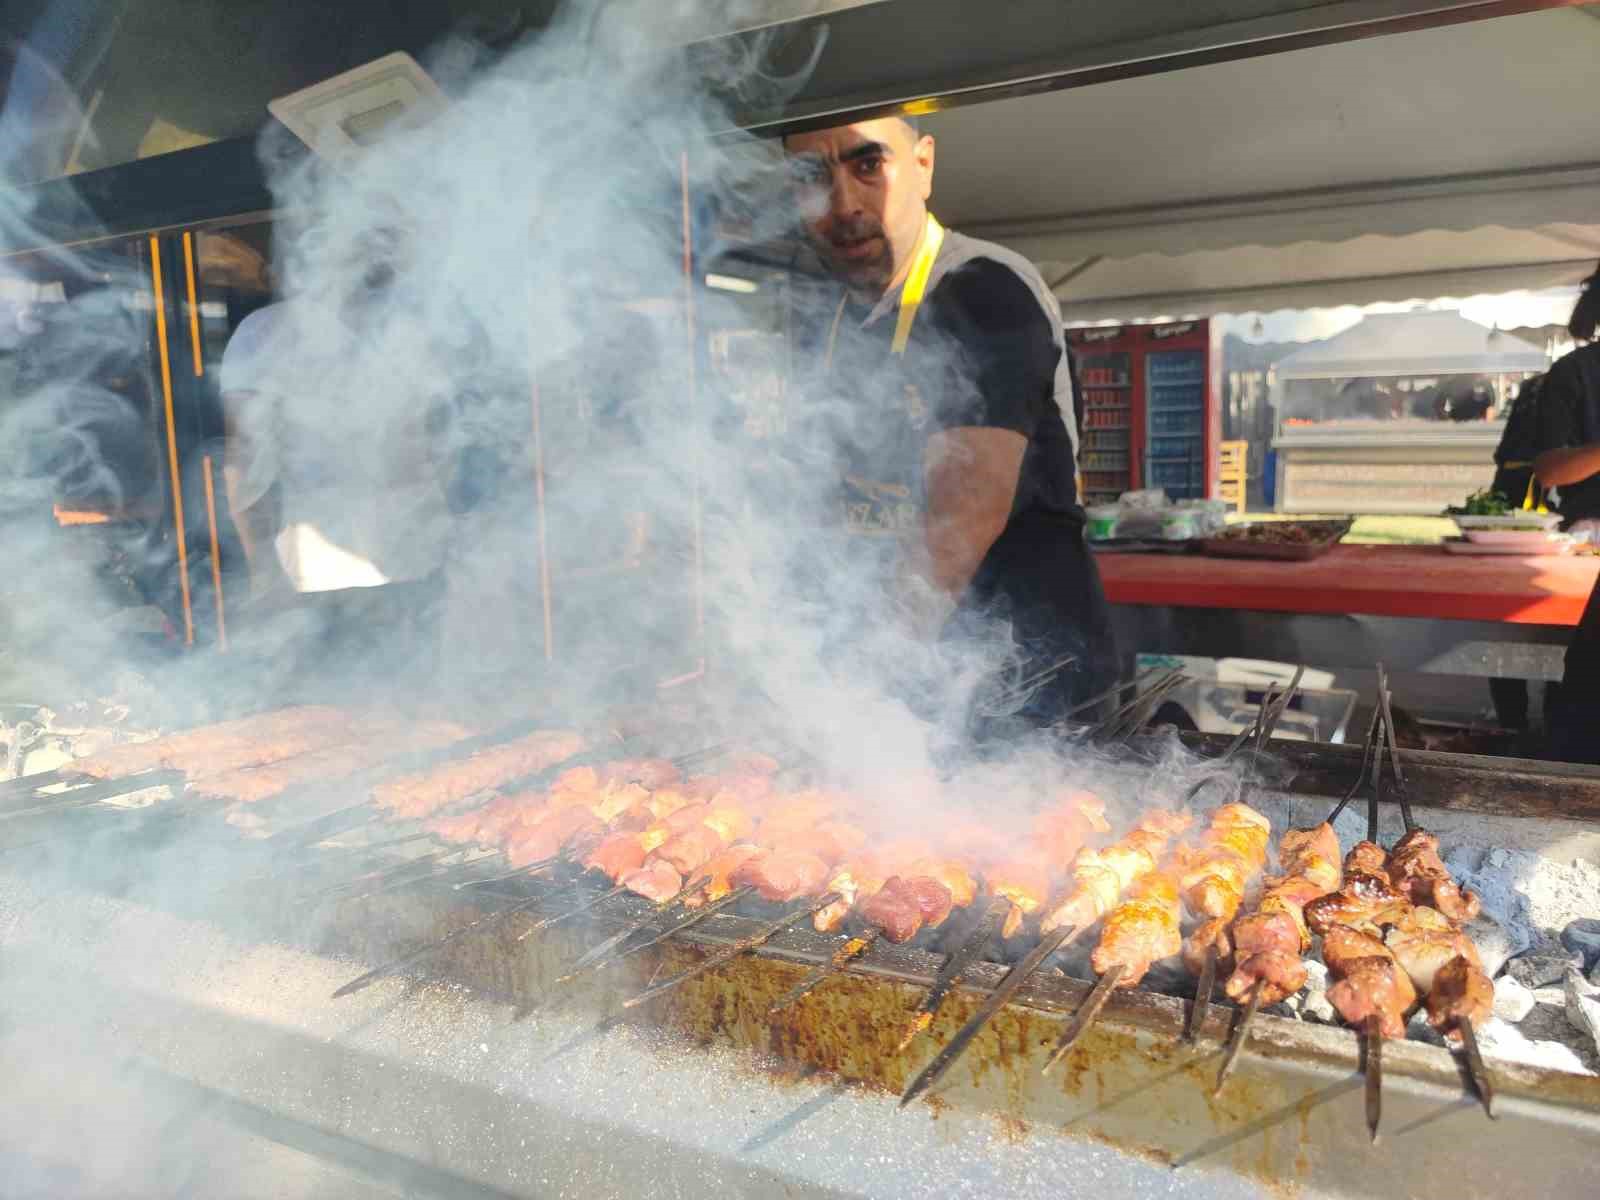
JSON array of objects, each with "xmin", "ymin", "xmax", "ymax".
[
  {"xmin": 896, "ymin": 793, "xmax": 1108, "ymax": 1050},
  {"xmin": 1176, "ymin": 802, "xmax": 1274, "ymax": 1041},
  {"xmin": 1211, "ymin": 821, "xmax": 1343, "ymax": 1092},
  {"xmin": 900, "ymin": 808, "xmax": 1192, "ymax": 1108},
  {"xmin": 1043, "ymin": 848, "xmax": 1194, "ymax": 1072}
]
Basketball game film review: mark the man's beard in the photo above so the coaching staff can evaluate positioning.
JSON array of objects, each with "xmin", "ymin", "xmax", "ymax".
[{"xmin": 820, "ymin": 221, "xmax": 891, "ymax": 290}]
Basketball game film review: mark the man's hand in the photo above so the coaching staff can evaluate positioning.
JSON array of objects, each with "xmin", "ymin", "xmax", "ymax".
[{"xmin": 897, "ymin": 425, "xmax": 1026, "ymax": 638}]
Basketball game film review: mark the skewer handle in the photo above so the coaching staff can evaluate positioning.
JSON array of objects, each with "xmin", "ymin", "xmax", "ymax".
[
  {"xmin": 1043, "ymin": 962, "xmax": 1126, "ymax": 1072},
  {"xmin": 1212, "ymin": 976, "xmax": 1265, "ymax": 1095},
  {"xmin": 900, "ymin": 923, "xmax": 1078, "ymax": 1108},
  {"xmin": 331, "ymin": 892, "xmax": 547, "ymax": 999},
  {"xmin": 768, "ymin": 929, "xmax": 880, "ymax": 1016},
  {"xmin": 1184, "ymin": 946, "xmax": 1217, "ymax": 1044},
  {"xmin": 1364, "ymin": 1018, "xmax": 1383, "ymax": 1144},
  {"xmin": 897, "ymin": 897, "xmax": 1008, "ymax": 1051},
  {"xmin": 1458, "ymin": 1017, "xmax": 1497, "ymax": 1120},
  {"xmin": 622, "ymin": 892, "xmax": 840, "ymax": 1010}
]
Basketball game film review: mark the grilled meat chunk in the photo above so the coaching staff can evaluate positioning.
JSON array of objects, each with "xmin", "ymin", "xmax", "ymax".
[
  {"xmin": 1385, "ymin": 905, "xmax": 1482, "ymax": 994},
  {"xmin": 655, "ymin": 824, "xmax": 726, "ymax": 876},
  {"xmin": 1322, "ymin": 925, "xmax": 1417, "ymax": 1040},
  {"xmin": 1091, "ymin": 873, "xmax": 1183, "ymax": 987},
  {"xmin": 67, "ymin": 706, "xmax": 357, "ymax": 780},
  {"xmin": 505, "ymin": 806, "xmax": 602, "ymax": 866},
  {"xmin": 735, "ymin": 849, "xmax": 830, "ymax": 902},
  {"xmin": 857, "ymin": 877, "xmax": 928, "ymax": 943},
  {"xmin": 1304, "ymin": 871, "xmax": 1412, "ymax": 938},
  {"xmin": 1385, "ymin": 829, "xmax": 1481, "ymax": 923},
  {"xmin": 372, "ymin": 730, "xmax": 585, "ymax": 818},
  {"xmin": 1181, "ymin": 808, "xmax": 1271, "ymax": 917},
  {"xmin": 1277, "ymin": 823, "xmax": 1342, "ymax": 893},
  {"xmin": 622, "ymin": 858, "xmax": 683, "ymax": 903},
  {"xmin": 1343, "ymin": 841, "xmax": 1390, "ymax": 877},
  {"xmin": 1223, "ymin": 822, "xmax": 1343, "ymax": 1005},
  {"xmin": 683, "ymin": 844, "xmax": 764, "ymax": 905},
  {"xmin": 989, "ymin": 855, "xmax": 1055, "ymax": 938},
  {"xmin": 1424, "ymin": 955, "xmax": 1493, "ymax": 1044},
  {"xmin": 582, "ymin": 832, "xmax": 649, "ymax": 881}
]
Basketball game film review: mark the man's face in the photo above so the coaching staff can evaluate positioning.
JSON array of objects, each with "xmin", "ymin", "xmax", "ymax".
[{"xmin": 785, "ymin": 118, "xmax": 935, "ymax": 295}]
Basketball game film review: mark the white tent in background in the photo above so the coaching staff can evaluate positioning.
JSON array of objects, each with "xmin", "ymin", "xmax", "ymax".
[{"xmin": 1275, "ymin": 312, "xmax": 1548, "ymax": 381}]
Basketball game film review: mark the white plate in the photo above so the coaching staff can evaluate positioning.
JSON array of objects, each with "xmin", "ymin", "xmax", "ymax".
[
  {"xmin": 1443, "ymin": 537, "xmax": 1572, "ymax": 556},
  {"xmin": 1453, "ymin": 513, "xmax": 1562, "ymax": 531},
  {"xmin": 1464, "ymin": 529, "xmax": 1566, "ymax": 547}
]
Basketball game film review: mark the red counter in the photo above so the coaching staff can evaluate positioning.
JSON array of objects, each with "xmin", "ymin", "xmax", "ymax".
[{"xmin": 1095, "ymin": 544, "xmax": 1600, "ymax": 627}]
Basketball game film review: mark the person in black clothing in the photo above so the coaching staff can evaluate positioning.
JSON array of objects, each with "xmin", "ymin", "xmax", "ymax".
[
  {"xmin": 781, "ymin": 115, "xmax": 1117, "ymax": 734},
  {"xmin": 1534, "ymin": 263, "xmax": 1600, "ymax": 762}
]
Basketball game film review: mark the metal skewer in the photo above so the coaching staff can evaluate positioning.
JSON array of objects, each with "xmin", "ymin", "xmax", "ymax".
[
  {"xmin": 0, "ymin": 769, "xmax": 184, "ymax": 822},
  {"xmin": 1458, "ymin": 1017, "xmax": 1497, "ymax": 1120},
  {"xmin": 1084, "ymin": 669, "xmax": 1184, "ymax": 741},
  {"xmin": 512, "ymin": 882, "xmax": 628, "ymax": 944},
  {"xmin": 1185, "ymin": 946, "xmax": 1217, "ymax": 1043},
  {"xmin": 332, "ymin": 890, "xmax": 559, "ymax": 999},
  {"xmin": 1323, "ymin": 703, "xmax": 1382, "ymax": 827},
  {"xmin": 767, "ymin": 928, "xmax": 881, "ymax": 1015},
  {"xmin": 1043, "ymin": 963, "xmax": 1126, "ymax": 1072},
  {"xmin": 294, "ymin": 847, "xmax": 458, "ymax": 906},
  {"xmin": 1054, "ymin": 667, "xmax": 1160, "ymax": 728},
  {"xmin": 1374, "ymin": 664, "xmax": 1417, "ymax": 834},
  {"xmin": 900, "ymin": 923, "xmax": 1082, "ymax": 1108},
  {"xmin": 621, "ymin": 892, "xmax": 843, "ymax": 1010},
  {"xmin": 979, "ymin": 654, "xmax": 1080, "ymax": 716},
  {"xmin": 896, "ymin": 896, "xmax": 1009, "ymax": 1051},
  {"xmin": 1211, "ymin": 977, "xmax": 1265, "ymax": 1094},
  {"xmin": 555, "ymin": 885, "xmax": 757, "ymax": 984},
  {"xmin": 1364, "ymin": 1016, "xmax": 1384, "ymax": 1143}
]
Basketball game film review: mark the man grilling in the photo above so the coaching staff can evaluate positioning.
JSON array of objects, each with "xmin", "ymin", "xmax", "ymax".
[{"xmin": 783, "ymin": 115, "xmax": 1117, "ymax": 732}]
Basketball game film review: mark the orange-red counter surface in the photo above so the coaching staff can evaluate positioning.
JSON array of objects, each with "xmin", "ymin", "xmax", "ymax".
[{"xmin": 1095, "ymin": 544, "xmax": 1600, "ymax": 626}]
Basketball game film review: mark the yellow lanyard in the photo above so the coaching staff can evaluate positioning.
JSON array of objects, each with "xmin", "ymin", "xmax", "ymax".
[{"xmin": 822, "ymin": 213, "xmax": 945, "ymax": 370}]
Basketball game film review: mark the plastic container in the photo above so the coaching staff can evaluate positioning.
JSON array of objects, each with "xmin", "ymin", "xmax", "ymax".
[{"xmin": 1085, "ymin": 504, "xmax": 1121, "ymax": 541}]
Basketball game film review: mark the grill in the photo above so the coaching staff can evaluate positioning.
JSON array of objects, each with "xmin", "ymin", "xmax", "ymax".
[{"xmin": 3, "ymin": 704, "xmax": 1599, "ymax": 1199}]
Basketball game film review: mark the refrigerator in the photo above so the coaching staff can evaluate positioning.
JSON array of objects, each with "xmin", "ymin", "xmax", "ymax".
[{"xmin": 1067, "ymin": 319, "xmax": 1221, "ymax": 504}]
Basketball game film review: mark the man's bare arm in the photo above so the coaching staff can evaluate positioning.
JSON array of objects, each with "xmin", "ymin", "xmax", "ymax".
[
  {"xmin": 1535, "ymin": 444, "xmax": 1600, "ymax": 488},
  {"xmin": 898, "ymin": 425, "xmax": 1026, "ymax": 636}
]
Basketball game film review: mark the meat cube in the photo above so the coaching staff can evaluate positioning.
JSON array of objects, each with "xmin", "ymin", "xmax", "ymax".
[
  {"xmin": 1424, "ymin": 955, "xmax": 1493, "ymax": 1044},
  {"xmin": 684, "ymin": 844, "xmax": 764, "ymax": 903},
  {"xmin": 734, "ymin": 849, "xmax": 830, "ymax": 902},
  {"xmin": 1224, "ymin": 949, "xmax": 1307, "ymax": 1005},
  {"xmin": 857, "ymin": 877, "xmax": 925, "ymax": 943},
  {"xmin": 583, "ymin": 832, "xmax": 648, "ymax": 881},
  {"xmin": 622, "ymin": 858, "xmax": 683, "ymax": 903},
  {"xmin": 655, "ymin": 825, "xmax": 727, "ymax": 876},
  {"xmin": 504, "ymin": 807, "xmax": 602, "ymax": 867}
]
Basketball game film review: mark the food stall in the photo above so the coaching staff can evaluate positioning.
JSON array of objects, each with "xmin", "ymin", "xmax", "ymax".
[
  {"xmin": 4, "ymin": 3, "xmax": 1600, "ymax": 1199},
  {"xmin": 1269, "ymin": 311, "xmax": 1548, "ymax": 514}
]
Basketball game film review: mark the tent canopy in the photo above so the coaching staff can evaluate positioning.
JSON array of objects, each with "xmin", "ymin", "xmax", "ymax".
[
  {"xmin": 1274, "ymin": 311, "xmax": 1547, "ymax": 381},
  {"xmin": 922, "ymin": 6, "xmax": 1600, "ymax": 318}
]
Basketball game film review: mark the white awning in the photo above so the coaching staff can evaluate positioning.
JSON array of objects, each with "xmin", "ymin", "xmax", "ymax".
[{"xmin": 923, "ymin": 7, "xmax": 1600, "ymax": 318}]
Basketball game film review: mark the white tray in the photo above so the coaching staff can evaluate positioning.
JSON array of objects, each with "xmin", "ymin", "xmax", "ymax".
[
  {"xmin": 1453, "ymin": 513, "xmax": 1562, "ymax": 531},
  {"xmin": 1443, "ymin": 537, "xmax": 1572, "ymax": 556},
  {"xmin": 1464, "ymin": 528, "xmax": 1565, "ymax": 547}
]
